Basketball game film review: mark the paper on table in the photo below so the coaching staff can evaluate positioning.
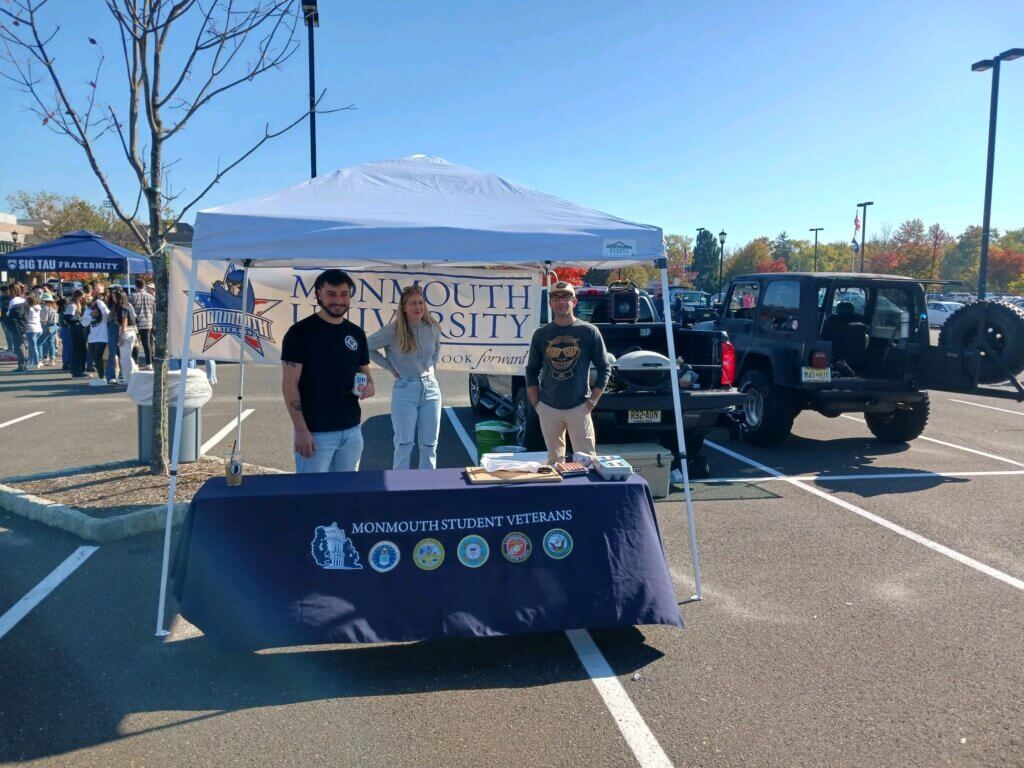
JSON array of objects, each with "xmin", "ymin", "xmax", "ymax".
[{"xmin": 480, "ymin": 456, "xmax": 546, "ymax": 473}]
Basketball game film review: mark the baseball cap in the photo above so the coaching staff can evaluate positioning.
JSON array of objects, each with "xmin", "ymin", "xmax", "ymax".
[{"xmin": 549, "ymin": 281, "xmax": 576, "ymax": 298}]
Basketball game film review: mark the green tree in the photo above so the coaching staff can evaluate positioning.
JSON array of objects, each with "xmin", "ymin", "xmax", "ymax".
[
  {"xmin": 723, "ymin": 237, "xmax": 772, "ymax": 281},
  {"xmin": 664, "ymin": 234, "xmax": 693, "ymax": 286},
  {"xmin": 6, "ymin": 190, "xmax": 143, "ymax": 253},
  {"xmin": 693, "ymin": 229, "xmax": 720, "ymax": 292},
  {"xmin": 771, "ymin": 231, "xmax": 795, "ymax": 267}
]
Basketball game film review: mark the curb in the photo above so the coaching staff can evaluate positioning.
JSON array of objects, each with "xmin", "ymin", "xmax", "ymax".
[{"xmin": 0, "ymin": 483, "xmax": 189, "ymax": 542}]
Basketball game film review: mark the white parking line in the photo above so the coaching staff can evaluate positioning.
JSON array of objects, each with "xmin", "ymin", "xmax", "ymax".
[
  {"xmin": 200, "ymin": 409, "xmax": 255, "ymax": 456},
  {"xmin": 699, "ymin": 469, "xmax": 1024, "ymax": 484},
  {"xmin": 949, "ymin": 398, "xmax": 1024, "ymax": 417},
  {"xmin": 0, "ymin": 546, "xmax": 98, "ymax": 641},
  {"xmin": 840, "ymin": 414, "xmax": 1024, "ymax": 468},
  {"xmin": 705, "ymin": 439, "xmax": 1024, "ymax": 594},
  {"xmin": 0, "ymin": 411, "xmax": 44, "ymax": 430},
  {"xmin": 442, "ymin": 407, "xmax": 673, "ymax": 768}
]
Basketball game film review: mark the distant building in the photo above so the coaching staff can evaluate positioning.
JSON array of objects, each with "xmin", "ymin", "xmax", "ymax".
[
  {"xmin": 0, "ymin": 212, "xmax": 34, "ymax": 255},
  {"xmin": 165, "ymin": 222, "xmax": 194, "ymax": 248}
]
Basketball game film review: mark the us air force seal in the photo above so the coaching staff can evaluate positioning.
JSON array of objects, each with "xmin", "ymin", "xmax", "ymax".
[
  {"xmin": 501, "ymin": 532, "xmax": 532, "ymax": 563},
  {"xmin": 311, "ymin": 523, "xmax": 363, "ymax": 570},
  {"xmin": 457, "ymin": 535, "xmax": 489, "ymax": 568},
  {"xmin": 542, "ymin": 528, "xmax": 573, "ymax": 560},
  {"xmin": 368, "ymin": 541, "xmax": 400, "ymax": 573},
  {"xmin": 345, "ymin": 335, "xmax": 358, "ymax": 351},
  {"xmin": 413, "ymin": 538, "xmax": 445, "ymax": 570}
]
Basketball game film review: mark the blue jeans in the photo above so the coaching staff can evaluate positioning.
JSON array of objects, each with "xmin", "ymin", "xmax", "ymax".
[
  {"xmin": 59, "ymin": 326, "xmax": 71, "ymax": 366},
  {"xmin": 105, "ymin": 323, "xmax": 120, "ymax": 380},
  {"xmin": 391, "ymin": 374, "xmax": 442, "ymax": 469},
  {"xmin": 25, "ymin": 331, "xmax": 41, "ymax": 367},
  {"xmin": 295, "ymin": 425, "xmax": 364, "ymax": 473},
  {"xmin": 41, "ymin": 323, "xmax": 58, "ymax": 360}
]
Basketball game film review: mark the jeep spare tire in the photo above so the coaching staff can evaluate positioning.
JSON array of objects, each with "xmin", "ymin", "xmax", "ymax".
[{"xmin": 938, "ymin": 300, "xmax": 1024, "ymax": 383}]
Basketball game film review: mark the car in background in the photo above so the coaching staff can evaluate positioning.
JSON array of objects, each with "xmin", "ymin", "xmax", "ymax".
[
  {"xmin": 927, "ymin": 300, "xmax": 963, "ymax": 328},
  {"xmin": 668, "ymin": 289, "xmax": 717, "ymax": 326}
]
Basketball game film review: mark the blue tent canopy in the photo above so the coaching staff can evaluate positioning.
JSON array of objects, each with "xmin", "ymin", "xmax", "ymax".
[{"xmin": 0, "ymin": 230, "xmax": 153, "ymax": 274}]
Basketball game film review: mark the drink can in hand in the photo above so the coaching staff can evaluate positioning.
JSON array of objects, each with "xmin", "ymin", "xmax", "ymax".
[{"xmin": 353, "ymin": 372, "xmax": 368, "ymax": 397}]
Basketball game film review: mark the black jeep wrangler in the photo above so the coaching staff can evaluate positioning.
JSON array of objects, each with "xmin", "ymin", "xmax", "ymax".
[{"xmin": 711, "ymin": 273, "xmax": 1024, "ymax": 446}]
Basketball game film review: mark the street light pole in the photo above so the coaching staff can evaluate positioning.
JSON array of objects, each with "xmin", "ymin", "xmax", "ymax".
[
  {"xmin": 972, "ymin": 48, "xmax": 1022, "ymax": 300},
  {"xmin": 718, "ymin": 230, "xmax": 727, "ymax": 296},
  {"xmin": 810, "ymin": 227, "xmax": 823, "ymax": 271},
  {"xmin": 302, "ymin": 1, "xmax": 319, "ymax": 179},
  {"xmin": 857, "ymin": 201, "xmax": 873, "ymax": 271}
]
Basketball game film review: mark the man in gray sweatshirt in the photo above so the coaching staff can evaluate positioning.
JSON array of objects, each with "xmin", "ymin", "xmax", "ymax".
[{"xmin": 525, "ymin": 281, "xmax": 610, "ymax": 464}]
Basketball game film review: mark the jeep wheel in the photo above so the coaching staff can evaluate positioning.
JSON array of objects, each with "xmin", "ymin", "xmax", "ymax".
[
  {"xmin": 468, "ymin": 374, "xmax": 491, "ymax": 415},
  {"xmin": 939, "ymin": 300, "xmax": 1024, "ymax": 383},
  {"xmin": 513, "ymin": 388, "xmax": 545, "ymax": 451},
  {"xmin": 739, "ymin": 369, "xmax": 794, "ymax": 446},
  {"xmin": 865, "ymin": 395, "xmax": 930, "ymax": 443}
]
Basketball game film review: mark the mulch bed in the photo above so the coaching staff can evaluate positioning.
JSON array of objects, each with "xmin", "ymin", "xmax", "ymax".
[{"xmin": 14, "ymin": 458, "xmax": 277, "ymax": 518}]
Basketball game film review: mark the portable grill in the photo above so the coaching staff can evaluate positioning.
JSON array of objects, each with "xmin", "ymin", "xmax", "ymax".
[{"xmin": 610, "ymin": 350, "xmax": 674, "ymax": 393}]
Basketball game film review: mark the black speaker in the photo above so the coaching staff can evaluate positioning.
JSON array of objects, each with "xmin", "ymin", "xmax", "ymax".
[{"xmin": 607, "ymin": 280, "xmax": 640, "ymax": 323}]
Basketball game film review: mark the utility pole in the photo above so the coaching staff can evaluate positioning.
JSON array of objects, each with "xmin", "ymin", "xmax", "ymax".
[
  {"xmin": 810, "ymin": 227, "xmax": 823, "ymax": 271},
  {"xmin": 302, "ymin": 1, "xmax": 319, "ymax": 179},
  {"xmin": 857, "ymin": 202, "xmax": 873, "ymax": 272}
]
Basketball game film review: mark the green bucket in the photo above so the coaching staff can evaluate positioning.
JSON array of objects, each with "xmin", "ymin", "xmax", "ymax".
[{"xmin": 475, "ymin": 420, "xmax": 519, "ymax": 458}]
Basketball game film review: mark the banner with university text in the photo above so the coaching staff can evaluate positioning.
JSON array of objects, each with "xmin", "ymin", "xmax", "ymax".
[{"xmin": 168, "ymin": 247, "xmax": 542, "ymax": 374}]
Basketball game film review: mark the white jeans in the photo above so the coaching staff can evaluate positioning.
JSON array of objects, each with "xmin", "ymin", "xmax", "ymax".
[
  {"xmin": 119, "ymin": 328, "xmax": 137, "ymax": 379},
  {"xmin": 391, "ymin": 374, "xmax": 442, "ymax": 469}
]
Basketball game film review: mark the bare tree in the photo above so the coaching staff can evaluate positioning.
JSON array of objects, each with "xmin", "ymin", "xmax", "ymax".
[{"xmin": 1, "ymin": 0, "xmax": 350, "ymax": 473}]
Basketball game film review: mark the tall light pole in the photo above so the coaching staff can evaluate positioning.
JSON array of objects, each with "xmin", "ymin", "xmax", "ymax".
[
  {"xmin": 302, "ymin": 0, "xmax": 319, "ymax": 179},
  {"xmin": 718, "ymin": 230, "xmax": 727, "ymax": 296},
  {"xmin": 972, "ymin": 48, "xmax": 1023, "ymax": 300},
  {"xmin": 857, "ymin": 201, "xmax": 873, "ymax": 271},
  {"xmin": 695, "ymin": 228, "xmax": 706, "ymax": 290},
  {"xmin": 809, "ymin": 227, "xmax": 823, "ymax": 271}
]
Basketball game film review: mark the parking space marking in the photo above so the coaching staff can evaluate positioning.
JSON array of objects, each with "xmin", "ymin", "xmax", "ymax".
[
  {"xmin": 0, "ymin": 411, "xmax": 44, "ymax": 429},
  {"xmin": 699, "ymin": 469, "xmax": 1024, "ymax": 484},
  {"xmin": 949, "ymin": 398, "xmax": 1024, "ymax": 417},
  {"xmin": 840, "ymin": 414, "xmax": 1024, "ymax": 468},
  {"xmin": 200, "ymin": 408, "xmax": 255, "ymax": 455},
  {"xmin": 443, "ymin": 407, "xmax": 673, "ymax": 768},
  {"xmin": 706, "ymin": 439, "xmax": 1024, "ymax": 594},
  {"xmin": 0, "ymin": 546, "xmax": 98, "ymax": 641}
]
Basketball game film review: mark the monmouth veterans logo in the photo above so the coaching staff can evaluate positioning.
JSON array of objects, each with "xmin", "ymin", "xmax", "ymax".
[
  {"xmin": 368, "ymin": 541, "xmax": 401, "ymax": 573},
  {"xmin": 189, "ymin": 263, "xmax": 281, "ymax": 355},
  {"xmin": 413, "ymin": 538, "xmax": 445, "ymax": 570},
  {"xmin": 542, "ymin": 529, "xmax": 573, "ymax": 560},
  {"xmin": 457, "ymin": 535, "xmax": 489, "ymax": 568},
  {"xmin": 311, "ymin": 523, "xmax": 364, "ymax": 570},
  {"xmin": 501, "ymin": 532, "xmax": 532, "ymax": 563}
]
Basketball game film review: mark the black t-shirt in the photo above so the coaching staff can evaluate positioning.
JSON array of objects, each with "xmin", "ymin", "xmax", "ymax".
[
  {"xmin": 281, "ymin": 314, "xmax": 369, "ymax": 433},
  {"xmin": 116, "ymin": 305, "xmax": 136, "ymax": 326}
]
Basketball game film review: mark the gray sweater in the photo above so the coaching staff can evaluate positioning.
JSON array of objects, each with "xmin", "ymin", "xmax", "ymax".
[
  {"xmin": 525, "ymin": 320, "xmax": 609, "ymax": 409},
  {"xmin": 366, "ymin": 321, "xmax": 441, "ymax": 378}
]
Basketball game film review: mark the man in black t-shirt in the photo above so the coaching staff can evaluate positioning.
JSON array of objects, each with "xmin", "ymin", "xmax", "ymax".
[{"xmin": 281, "ymin": 269, "xmax": 375, "ymax": 473}]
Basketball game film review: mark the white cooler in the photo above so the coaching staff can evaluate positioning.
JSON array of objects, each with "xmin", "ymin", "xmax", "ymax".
[{"xmin": 595, "ymin": 442, "xmax": 673, "ymax": 498}]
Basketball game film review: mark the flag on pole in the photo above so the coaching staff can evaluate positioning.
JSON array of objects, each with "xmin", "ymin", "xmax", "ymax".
[{"xmin": 854, "ymin": 212, "xmax": 861, "ymax": 233}]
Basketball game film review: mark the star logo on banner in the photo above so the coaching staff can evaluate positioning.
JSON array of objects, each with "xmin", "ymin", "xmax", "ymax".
[{"xmin": 187, "ymin": 266, "xmax": 281, "ymax": 357}]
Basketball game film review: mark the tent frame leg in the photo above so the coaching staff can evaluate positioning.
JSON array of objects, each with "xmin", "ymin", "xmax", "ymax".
[
  {"xmin": 154, "ymin": 255, "xmax": 200, "ymax": 637},
  {"xmin": 233, "ymin": 260, "xmax": 252, "ymax": 453},
  {"xmin": 656, "ymin": 262, "xmax": 703, "ymax": 601}
]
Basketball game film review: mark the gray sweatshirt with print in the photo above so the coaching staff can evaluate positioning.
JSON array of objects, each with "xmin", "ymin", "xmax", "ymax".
[{"xmin": 525, "ymin": 320, "xmax": 609, "ymax": 409}]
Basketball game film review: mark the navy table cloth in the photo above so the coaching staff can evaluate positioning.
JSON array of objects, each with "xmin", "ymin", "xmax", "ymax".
[{"xmin": 171, "ymin": 469, "xmax": 682, "ymax": 647}]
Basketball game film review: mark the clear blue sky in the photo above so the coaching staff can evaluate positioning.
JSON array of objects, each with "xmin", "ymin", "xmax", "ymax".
[{"xmin": 1, "ymin": 0, "xmax": 1022, "ymax": 250}]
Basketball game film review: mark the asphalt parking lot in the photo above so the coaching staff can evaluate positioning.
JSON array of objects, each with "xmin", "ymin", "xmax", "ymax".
[{"xmin": 1, "ymin": 360, "xmax": 1022, "ymax": 767}]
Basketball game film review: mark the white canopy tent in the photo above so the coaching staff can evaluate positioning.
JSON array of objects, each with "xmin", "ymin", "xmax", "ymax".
[{"xmin": 156, "ymin": 154, "xmax": 703, "ymax": 635}]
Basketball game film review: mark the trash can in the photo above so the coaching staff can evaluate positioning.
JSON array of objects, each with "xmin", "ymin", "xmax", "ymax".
[
  {"xmin": 127, "ymin": 368, "xmax": 213, "ymax": 464},
  {"xmin": 475, "ymin": 420, "xmax": 519, "ymax": 458},
  {"xmin": 137, "ymin": 405, "xmax": 202, "ymax": 463}
]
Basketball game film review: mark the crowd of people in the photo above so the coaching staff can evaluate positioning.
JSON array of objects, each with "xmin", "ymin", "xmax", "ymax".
[{"xmin": 1, "ymin": 278, "xmax": 156, "ymax": 383}]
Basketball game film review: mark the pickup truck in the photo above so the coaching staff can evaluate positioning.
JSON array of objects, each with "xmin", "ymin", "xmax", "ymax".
[
  {"xmin": 707, "ymin": 272, "xmax": 1024, "ymax": 446},
  {"xmin": 468, "ymin": 285, "xmax": 746, "ymax": 473}
]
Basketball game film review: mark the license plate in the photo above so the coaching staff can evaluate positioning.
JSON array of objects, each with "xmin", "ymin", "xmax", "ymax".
[
  {"xmin": 628, "ymin": 409, "xmax": 661, "ymax": 424},
  {"xmin": 801, "ymin": 366, "xmax": 831, "ymax": 383}
]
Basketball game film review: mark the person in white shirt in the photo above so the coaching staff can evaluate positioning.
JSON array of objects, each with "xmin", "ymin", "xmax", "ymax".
[
  {"xmin": 83, "ymin": 297, "xmax": 110, "ymax": 377},
  {"xmin": 24, "ymin": 295, "xmax": 43, "ymax": 369}
]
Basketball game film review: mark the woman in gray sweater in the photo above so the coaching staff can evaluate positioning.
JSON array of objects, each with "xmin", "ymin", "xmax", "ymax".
[{"xmin": 367, "ymin": 286, "xmax": 443, "ymax": 469}]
